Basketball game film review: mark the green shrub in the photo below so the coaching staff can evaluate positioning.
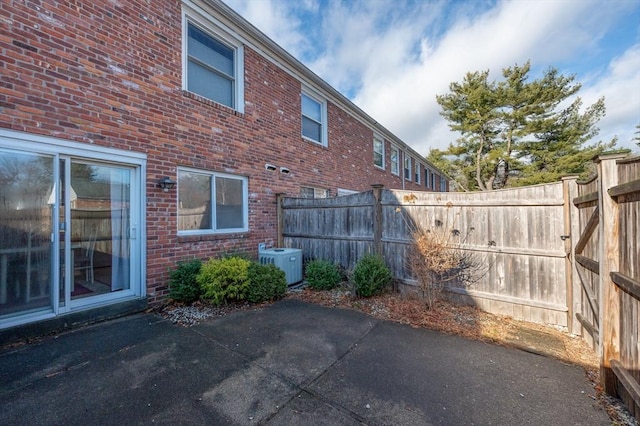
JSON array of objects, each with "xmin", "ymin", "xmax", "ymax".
[
  {"xmin": 197, "ymin": 256, "xmax": 251, "ymax": 305},
  {"xmin": 305, "ymin": 259, "xmax": 341, "ymax": 290},
  {"xmin": 247, "ymin": 262, "xmax": 287, "ymax": 303},
  {"xmin": 168, "ymin": 258, "xmax": 203, "ymax": 303},
  {"xmin": 352, "ymin": 254, "xmax": 391, "ymax": 297}
]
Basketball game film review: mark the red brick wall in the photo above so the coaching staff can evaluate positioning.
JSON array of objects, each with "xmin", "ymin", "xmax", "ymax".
[{"xmin": 0, "ymin": 0, "xmax": 442, "ymax": 303}]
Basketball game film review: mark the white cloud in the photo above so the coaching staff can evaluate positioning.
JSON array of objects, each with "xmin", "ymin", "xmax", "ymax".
[
  {"xmin": 352, "ymin": 0, "xmax": 639, "ymax": 154},
  {"xmin": 223, "ymin": 0, "xmax": 315, "ymax": 59},
  {"xmin": 579, "ymin": 44, "xmax": 640, "ymax": 150},
  {"xmin": 225, "ymin": 0, "xmax": 640, "ymax": 154}
]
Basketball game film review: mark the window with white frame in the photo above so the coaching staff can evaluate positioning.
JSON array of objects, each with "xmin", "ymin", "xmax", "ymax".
[
  {"xmin": 440, "ymin": 177, "xmax": 447, "ymax": 192},
  {"xmin": 373, "ymin": 135, "xmax": 384, "ymax": 169},
  {"xmin": 301, "ymin": 91, "xmax": 327, "ymax": 146},
  {"xmin": 390, "ymin": 146, "xmax": 399, "ymax": 175},
  {"xmin": 301, "ymin": 186, "xmax": 329, "ymax": 198},
  {"xmin": 184, "ymin": 16, "xmax": 244, "ymax": 112},
  {"xmin": 425, "ymin": 168, "xmax": 430, "ymax": 189},
  {"xmin": 178, "ymin": 168, "xmax": 248, "ymax": 234},
  {"xmin": 404, "ymin": 155, "xmax": 412, "ymax": 180},
  {"xmin": 415, "ymin": 162, "xmax": 420, "ymax": 184}
]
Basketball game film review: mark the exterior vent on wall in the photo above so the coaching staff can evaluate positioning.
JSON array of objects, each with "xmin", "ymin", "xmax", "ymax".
[{"xmin": 258, "ymin": 248, "xmax": 303, "ymax": 285}]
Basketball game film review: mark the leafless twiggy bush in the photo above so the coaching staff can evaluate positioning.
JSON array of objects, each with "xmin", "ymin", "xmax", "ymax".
[{"xmin": 399, "ymin": 200, "xmax": 488, "ymax": 310}]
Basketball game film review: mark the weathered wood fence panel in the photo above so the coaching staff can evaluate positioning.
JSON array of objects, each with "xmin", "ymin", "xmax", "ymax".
[
  {"xmin": 281, "ymin": 191, "xmax": 376, "ymax": 270},
  {"xmin": 380, "ymin": 185, "xmax": 568, "ymax": 326},
  {"xmin": 281, "ymin": 182, "xmax": 570, "ymax": 327},
  {"xmin": 571, "ymin": 154, "xmax": 640, "ymax": 419},
  {"xmin": 606, "ymin": 155, "xmax": 640, "ymax": 418},
  {"xmin": 572, "ymin": 174, "xmax": 601, "ymax": 350}
]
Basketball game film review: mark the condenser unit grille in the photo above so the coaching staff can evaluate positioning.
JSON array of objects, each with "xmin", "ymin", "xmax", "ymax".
[{"xmin": 258, "ymin": 248, "xmax": 303, "ymax": 285}]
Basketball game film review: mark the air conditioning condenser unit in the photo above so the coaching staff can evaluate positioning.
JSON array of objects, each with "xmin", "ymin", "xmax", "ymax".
[{"xmin": 258, "ymin": 248, "xmax": 303, "ymax": 285}]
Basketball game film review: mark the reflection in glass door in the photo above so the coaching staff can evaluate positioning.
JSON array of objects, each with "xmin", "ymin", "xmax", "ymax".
[
  {"xmin": 0, "ymin": 152, "xmax": 135, "ymax": 319},
  {"xmin": 0, "ymin": 150, "xmax": 54, "ymax": 318},
  {"xmin": 0, "ymin": 132, "xmax": 143, "ymax": 328},
  {"xmin": 65, "ymin": 161, "xmax": 132, "ymax": 305}
]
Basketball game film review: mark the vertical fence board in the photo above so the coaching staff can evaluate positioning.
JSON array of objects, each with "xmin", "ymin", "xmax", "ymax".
[{"xmin": 612, "ymin": 156, "xmax": 640, "ymax": 418}]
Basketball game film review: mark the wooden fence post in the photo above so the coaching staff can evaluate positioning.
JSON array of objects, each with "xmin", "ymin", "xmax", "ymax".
[
  {"xmin": 562, "ymin": 176, "xmax": 580, "ymax": 335},
  {"xmin": 371, "ymin": 184, "xmax": 384, "ymax": 257},
  {"xmin": 276, "ymin": 193, "xmax": 284, "ymax": 248},
  {"xmin": 597, "ymin": 154, "xmax": 625, "ymax": 394}
]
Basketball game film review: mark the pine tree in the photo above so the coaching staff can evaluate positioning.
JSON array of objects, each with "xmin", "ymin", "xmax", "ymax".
[{"xmin": 433, "ymin": 61, "xmax": 617, "ymax": 190}]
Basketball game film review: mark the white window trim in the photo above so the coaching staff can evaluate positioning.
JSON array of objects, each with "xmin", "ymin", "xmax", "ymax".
[
  {"xmin": 404, "ymin": 155, "xmax": 412, "ymax": 181},
  {"xmin": 390, "ymin": 145, "xmax": 400, "ymax": 176},
  {"xmin": 301, "ymin": 88, "xmax": 328, "ymax": 147},
  {"xmin": 177, "ymin": 167, "xmax": 249, "ymax": 235},
  {"xmin": 0, "ymin": 129, "xmax": 148, "ymax": 327},
  {"xmin": 373, "ymin": 134, "xmax": 385, "ymax": 169},
  {"xmin": 182, "ymin": 5, "xmax": 245, "ymax": 113}
]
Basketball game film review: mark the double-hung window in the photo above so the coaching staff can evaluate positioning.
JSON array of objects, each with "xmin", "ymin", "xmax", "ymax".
[
  {"xmin": 184, "ymin": 18, "xmax": 244, "ymax": 112},
  {"xmin": 390, "ymin": 146, "xmax": 399, "ymax": 175},
  {"xmin": 415, "ymin": 163, "xmax": 421, "ymax": 184},
  {"xmin": 425, "ymin": 168, "xmax": 431, "ymax": 189},
  {"xmin": 373, "ymin": 135, "xmax": 384, "ymax": 169},
  {"xmin": 178, "ymin": 168, "xmax": 248, "ymax": 234},
  {"xmin": 301, "ymin": 186, "xmax": 329, "ymax": 198},
  {"xmin": 301, "ymin": 91, "xmax": 327, "ymax": 146},
  {"xmin": 404, "ymin": 156, "xmax": 412, "ymax": 180}
]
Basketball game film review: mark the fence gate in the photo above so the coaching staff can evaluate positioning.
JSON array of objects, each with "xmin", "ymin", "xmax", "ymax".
[{"xmin": 570, "ymin": 154, "xmax": 640, "ymax": 419}]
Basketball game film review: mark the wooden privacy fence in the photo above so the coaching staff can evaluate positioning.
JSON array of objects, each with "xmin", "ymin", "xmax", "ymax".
[
  {"xmin": 569, "ymin": 154, "xmax": 640, "ymax": 418},
  {"xmin": 278, "ymin": 154, "xmax": 639, "ymax": 418},
  {"xmin": 280, "ymin": 182, "xmax": 571, "ymax": 326}
]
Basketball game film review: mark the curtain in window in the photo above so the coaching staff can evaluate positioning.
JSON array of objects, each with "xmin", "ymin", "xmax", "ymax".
[{"xmin": 110, "ymin": 168, "xmax": 130, "ymax": 291}]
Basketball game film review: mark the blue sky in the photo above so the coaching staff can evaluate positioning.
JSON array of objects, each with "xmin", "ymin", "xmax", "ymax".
[{"xmin": 225, "ymin": 0, "xmax": 640, "ymax": 155}]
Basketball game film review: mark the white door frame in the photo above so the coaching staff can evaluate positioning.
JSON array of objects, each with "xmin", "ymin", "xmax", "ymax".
[{"xmin": 0, "ymin": 129, "xmax": 147, "ymax": 328}]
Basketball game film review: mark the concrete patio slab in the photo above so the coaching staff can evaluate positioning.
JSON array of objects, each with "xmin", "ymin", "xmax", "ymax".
[{"xmin": 0, "ymin": 299, "xmax": 610, "ymax": 425}]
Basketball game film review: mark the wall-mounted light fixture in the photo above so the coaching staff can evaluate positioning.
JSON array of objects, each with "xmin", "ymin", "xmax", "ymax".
[
  {"xmin": 265, "ymin": 163, "xmax": 276, "ymax": 171},
  {"xmin": 280, "ymin": 167, "xmax": 290, "ymax": 174},
  {"xmin": 158, "ymin": 176, "xmax": 176, "ymax": 192}
]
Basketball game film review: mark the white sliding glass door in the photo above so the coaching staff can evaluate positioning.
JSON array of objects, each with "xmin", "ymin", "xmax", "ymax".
[{"xmin": 0, "ymin": 132, "xmax": 145, "ymax": 328}]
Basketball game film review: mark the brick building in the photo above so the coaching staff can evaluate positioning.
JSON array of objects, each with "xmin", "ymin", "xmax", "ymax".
[{"xmin": 0, "ymin": 0, "xmax": 448, "ymax": 329}]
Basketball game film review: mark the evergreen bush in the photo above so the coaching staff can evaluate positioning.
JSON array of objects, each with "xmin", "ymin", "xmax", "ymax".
[
  {"xmin": 247, "ymin": 262, "xmax": 287, "ymax": 303},
  {"xmin": 168, "ymin": 258, "xmax": 203, "ymax": 303},
  {"xmin": 197, "ymin": 256, "xmax": 251, "ymax": 305},
  {"xmin": 352, "ymin": 254, "xmax": 391, "ymax": 297},
  {"xmin": 305, "ymin": 259, "xmax": 341, "ymax": 290}
]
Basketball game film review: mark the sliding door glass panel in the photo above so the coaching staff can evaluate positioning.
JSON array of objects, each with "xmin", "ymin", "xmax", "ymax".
[
  {"xmin": 0, "ymin": 150, "xmax": 53, "ymax": 317},
  {"xmin": 70, "ymin": 162, "xmax": 131, "ymax": 300}
]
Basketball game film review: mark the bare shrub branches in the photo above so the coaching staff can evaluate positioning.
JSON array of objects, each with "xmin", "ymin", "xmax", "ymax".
[{"xmin": 398, "ymin": 199, "xmax": 489, "ymax": 310}]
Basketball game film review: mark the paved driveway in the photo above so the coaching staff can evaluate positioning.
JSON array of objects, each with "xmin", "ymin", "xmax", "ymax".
[{"xmin": 0, "ymin": 299, "xmax": 609, "ymax": 425}]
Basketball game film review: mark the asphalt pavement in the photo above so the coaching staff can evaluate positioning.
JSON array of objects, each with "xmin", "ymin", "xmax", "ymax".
[{"xmin": 0, "ymin": 299, "xmax": 610, "ymax": 425}]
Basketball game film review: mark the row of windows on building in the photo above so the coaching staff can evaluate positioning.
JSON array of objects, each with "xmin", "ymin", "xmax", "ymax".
[
  {"xmin": 180, "ymin": 10, "xmax": 446, "ymax": 236},
  {"xmin": 374, "ymin": 135, "xmax": 446, "ymax": 192},
  {"xmin": 187, "ymin": 18, "xmax": 331, "ymax": 145}
]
